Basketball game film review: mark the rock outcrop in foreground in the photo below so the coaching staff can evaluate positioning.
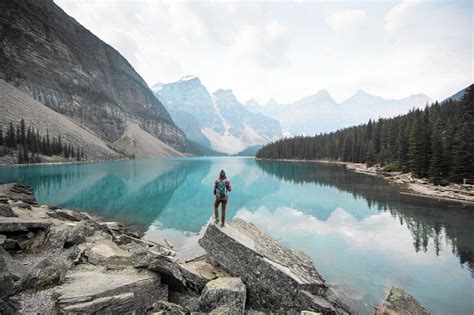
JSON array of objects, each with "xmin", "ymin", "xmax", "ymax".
[{"xmin": 198, "ymin": 218, "xmax": 351, "ymax": 314}]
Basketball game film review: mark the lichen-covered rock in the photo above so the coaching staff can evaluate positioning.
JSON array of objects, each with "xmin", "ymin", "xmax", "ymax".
[
  {"xmin": 373, "ymin": 286, "xmax": 431, "ymax": 315},
  {"xmin": 56, "ymin": 268, "xmax": 166, "ymax": 313},
  {"xmin": 198, "ymin": 219, "xmax": 350, "ymax": 314},
  {"xmin": 200, "ymin": 277, "xmax": 246, "ymax": 314},
  {"xmin": 152, "ymin": 300, "xmax": 187, "ymax": 314}
]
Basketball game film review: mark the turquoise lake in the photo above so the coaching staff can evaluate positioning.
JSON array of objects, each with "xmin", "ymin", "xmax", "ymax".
[{"xmin": 0, "ymin": 157, "xmax": 472, "ymax": 314}]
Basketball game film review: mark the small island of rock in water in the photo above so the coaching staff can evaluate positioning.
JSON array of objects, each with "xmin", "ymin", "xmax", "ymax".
[{"xmin": 0, "ymin": 183, "xmax": 431, "ymax": 314}]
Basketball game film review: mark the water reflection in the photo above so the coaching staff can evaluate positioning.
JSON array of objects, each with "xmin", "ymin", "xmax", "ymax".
[
  {"xmin": 0, "ymin": 158, "xmax": 473, "ymax": 314},
  {"xmin": 256, "ymin": 160, "xmax": 474, "ymax": 276}
]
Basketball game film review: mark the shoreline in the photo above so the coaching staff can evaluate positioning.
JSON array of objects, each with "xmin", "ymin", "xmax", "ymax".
[
  {"xmin": 256, "ymin": 157, "xmax": 474, "ymax": 206},
  {"xmin": 0, "ymin": 156, "xmax": 133, "ymax": 169},
  {"xmin": 0, "ymin": 182, "xmax": 355, "ymax": 314}
]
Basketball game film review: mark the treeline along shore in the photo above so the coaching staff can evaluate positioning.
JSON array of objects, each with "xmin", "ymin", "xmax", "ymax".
[
  {"xmin": 0, "ymin": 119, "xmax": 86, "ymax": 165},
  {"xmin": 257, "ymin": 85, "xmax": 474, "ymax": 186}
]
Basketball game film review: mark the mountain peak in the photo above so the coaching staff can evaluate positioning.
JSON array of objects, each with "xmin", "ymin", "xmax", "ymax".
[
  {"xmin": 293, "ymin": 89, "xmax": 336, "ymax": 106},
  {"xmin": 213, "ymin": 89, "xmax": 238, "ymax": 103},
  {"xmin": 266, "ymin": 98, "xmax": 279, "ymax": 107},
  {"xmin": 178, "ymin": 75, "xmax": 198, "ymax": 82},
  {"xmin": 245, "ymin": 98, "xmax": 261, "ymax": 107},
  {"xmin": 150, "ymin": 82, "xmax": 164, "ymax": 93}
]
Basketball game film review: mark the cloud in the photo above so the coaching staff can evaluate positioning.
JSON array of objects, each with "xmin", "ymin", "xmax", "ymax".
[
  {"xmin": 385, "ymin": 0, "xmax": 423, "ymax": 33},
  {"xmin": 231, "ymin": 21, "xmax": 291, "ymax": 68},
  {"xmin": 325, "ymin": 10, "xmax": 367, "ymax": 33}
]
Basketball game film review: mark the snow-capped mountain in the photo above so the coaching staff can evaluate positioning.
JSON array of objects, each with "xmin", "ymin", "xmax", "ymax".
[
  {"xmin": 245, "ymin": 89, "xmax": 431, "ymax": 136},
  {"xmin": 154, "ymin": 76, "xmax": 282, "ymax": 154}
]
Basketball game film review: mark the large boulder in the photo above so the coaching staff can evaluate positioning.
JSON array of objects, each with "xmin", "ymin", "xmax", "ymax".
[
  {"xmin": 200, "ymin": 277, "xmax": 246, "ymax": 314},
  {"xmin": 198, "ymin": 219, "xmax": 351, "ymax": 314},
  {"xmin": 373, "ymin": 286, "xmax": 431, "ymax": 315}
]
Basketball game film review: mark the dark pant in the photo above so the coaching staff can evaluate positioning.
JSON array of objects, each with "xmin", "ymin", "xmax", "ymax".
[{"xmin": 214, "ymin": 197, "xmax": 227, "ymax": 224}]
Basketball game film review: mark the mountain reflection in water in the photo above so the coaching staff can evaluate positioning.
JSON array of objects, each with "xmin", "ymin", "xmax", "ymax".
[{"xmin": 0, "ymin": 157, "xmax": 472, "ymax": 315}]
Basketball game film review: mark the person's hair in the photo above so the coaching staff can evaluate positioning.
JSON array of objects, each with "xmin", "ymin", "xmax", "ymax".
[{"xmin": 219, "ymin": 170, "xmax": 226, "ymax": 180}]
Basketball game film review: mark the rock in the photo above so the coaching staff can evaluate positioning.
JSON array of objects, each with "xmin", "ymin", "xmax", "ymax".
[
  {"xmin": 0, "ymin": 203, "xmax": 15, "ymax": 217},
  {"xmin": 13, "ymin": 202, "xmax": 32, "ymax": 210},
  {"xmin": 0, "ymin": 235, "xmax": 6, "ymax": 245},
  {"xmin": 25, "ymin": 247, "xmax": 79, "ymax": 290},
  {"xmin": 0, "ymin": 184, "xmax": 37, "ymax": 205},
  {"xmin": 169, "ymin": 289, "xmax": 201, "ymax": 313},
  {"xmin": 179, "ymin": 257, "xmax": 230, "ymax": 292},
  {"xmin": 3, "ymin": 238, "xmax": 19, "ymax": 250},
  {"xmin": 152, "ymin": 300, "xmax": 187, "ymax": 314},
  {"xmin": 56, "ymin": 268, "xmax": 167, "ymax": 313},
  {"xmin": 0, "ymin": 247, "xmax": 28, "ymax": 298},
  {"xmin": 65, "ymin": 221, "xmax": 95, "ymax": 247},
  {"xmin": 199, "ymin": 277, "xmax": 246, "ymax": 314},
  {"xmin": 373, "ymin": 286, "xmax": 431, "ymax": 315},
  {"xmin": 84, "ymin": 235, "xmax": 132, "ymax": 267},
  {"xmin": 198, "ymin": 219, "xmax": 350, "ymax": 313},
  {"xmin": 0, "ymin": 217, "xmax": 51, "ymax": 233},
  {"xmin": 46, "ymin": 208, "xmax": 91, "ymax": 222},
  {"xmin": 146, "ymin": 253, "xmax": 187, "ymax": 288}
]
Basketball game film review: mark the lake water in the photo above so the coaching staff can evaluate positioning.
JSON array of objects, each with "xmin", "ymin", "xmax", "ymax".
[{"xmin": 0, "ymin": 157, "xmax": 472, "ymax": 314}]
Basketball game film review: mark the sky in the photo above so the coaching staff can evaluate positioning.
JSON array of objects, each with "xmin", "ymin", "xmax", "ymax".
[{"xmin": 55, "ymin": 0, "xmax": 473, "ymax": 104}]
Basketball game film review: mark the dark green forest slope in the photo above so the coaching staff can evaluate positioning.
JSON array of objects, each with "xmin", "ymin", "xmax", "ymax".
[{"xmin": 256, "ymin": 85, "xmax": 474, "ymax": 183}]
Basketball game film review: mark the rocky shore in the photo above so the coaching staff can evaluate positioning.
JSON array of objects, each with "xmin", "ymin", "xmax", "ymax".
[
  {"xmin": 257, "ymin": 158, "xmax": 474, "ymax": 205},
  {"xmin": 0, "ymin": 183, "xmax": 431, "ymax": 314},
  {"xmin": 346, "ymin": 163, "xmax": 474, "ymax": 205}
]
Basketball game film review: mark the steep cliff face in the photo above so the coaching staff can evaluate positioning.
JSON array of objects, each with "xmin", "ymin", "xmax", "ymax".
[{"xmin": 0, "ymin": 0, "xmax": 186, "ymax": 150}]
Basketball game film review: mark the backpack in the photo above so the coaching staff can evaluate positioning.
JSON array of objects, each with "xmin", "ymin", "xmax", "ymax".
[{"xmin": 217, "ymin": 180, "xmax": 227, "ymax": 199}]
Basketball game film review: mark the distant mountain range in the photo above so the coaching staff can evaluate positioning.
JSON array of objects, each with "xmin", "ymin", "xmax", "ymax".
[
  {"xmin": 244, "ymin": 90, "xmax": 431, "ymax": 136},
  {"xmin": 0, "ymin": 0, "xmax": 188, "ymax": 161},
  {"xmin": 154, "ymin": 76, "xmax": 282, "ymax": 154}
]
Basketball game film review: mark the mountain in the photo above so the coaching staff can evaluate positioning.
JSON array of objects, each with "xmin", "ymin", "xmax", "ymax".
[
  {"xmin": 0, "ymin": 0, "xmax": 186, "ymax": 159},
  {"xmin": 246, "ymin": 89, "xmax": 431, "ymax": 136},
  {"xmin": 155, "ymin": 77, "xmax": 282, "ymax": 154},
  {"xmin": 0, "ymin": 79, "xmax": 121, "ymax": 161},
  {"xmin": 232, "ymin": 145, "xmax": 263, "ymax": 157},
  {"xmin": 444, "ymin": 86, "xmax": 470, "ymax": 102}
]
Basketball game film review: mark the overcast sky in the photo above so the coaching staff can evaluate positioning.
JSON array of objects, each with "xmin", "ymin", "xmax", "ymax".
[{"xmin": 55, "ymin": 0, "xmax": 472, "ymax": 104}]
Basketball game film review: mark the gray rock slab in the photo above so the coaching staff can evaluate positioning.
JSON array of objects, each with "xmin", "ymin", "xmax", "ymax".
[
  {"xmin": 198, "ymin": 219, "xmax": 350, "ymax": 313},
  {"xmin": 0, "ymin": 217, "xmax": 51, "ymax": 233},
  {"xmin": 56, "ymin": 268, "xmax": 166, "ymax": 313}
]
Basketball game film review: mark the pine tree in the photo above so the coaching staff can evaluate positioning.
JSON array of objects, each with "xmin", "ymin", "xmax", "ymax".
[
  {"xmin": 429, "ymin": 122, "xmax": 444, "ymax": 184},
  {"xmin": 366, "ymin": 140, "xmax": 376, "ymax": 166}
]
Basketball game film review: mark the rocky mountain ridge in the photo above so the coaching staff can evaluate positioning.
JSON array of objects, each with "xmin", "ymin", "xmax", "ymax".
[
  {"xmin": 245, "ymin": 89, "xmax": 431, "ymax": 136},
  {"xmin": 0, "ymin": 0, "xmax": 186, "ymax": 159},
  {"xmin": 155, "ymin": 76, "xmax": 282, "ymax": 155}
]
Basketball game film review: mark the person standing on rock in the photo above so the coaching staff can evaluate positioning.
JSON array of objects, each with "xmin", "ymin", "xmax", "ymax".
[{"xmin": 213, "ymin": 170, "xmax": 231, "ymax": 227}]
